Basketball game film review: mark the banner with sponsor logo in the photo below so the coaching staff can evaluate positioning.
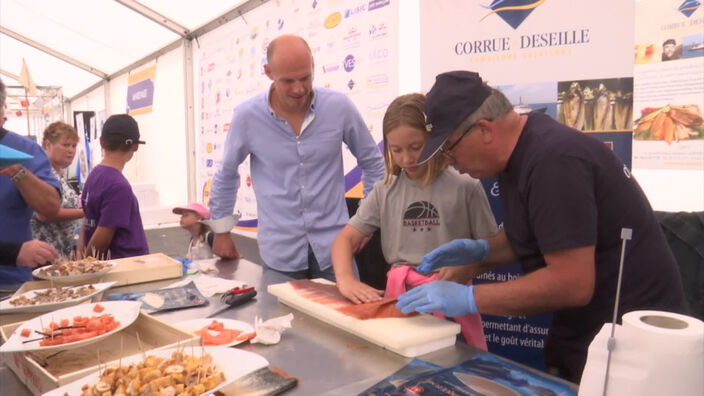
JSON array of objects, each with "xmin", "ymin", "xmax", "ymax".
[
  {"xmin": 127, "ymin": 64, "xmax": 157, "ymax": 116},
  {"xmin": 195, "ymin": 0, "xmax": 397, "ymax": 230},
  {"xmin": 633, "ymin": 0, "xmax": 704, "ymax": 170},
  {"xmin": 419, "ymin": 0, "xmax": 635, "ymax": 371}
]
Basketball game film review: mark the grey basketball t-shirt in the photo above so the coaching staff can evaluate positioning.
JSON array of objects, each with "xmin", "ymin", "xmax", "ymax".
[{"xmin": 349, "ymin": 168, "xmax": 498, "ymax": 267}]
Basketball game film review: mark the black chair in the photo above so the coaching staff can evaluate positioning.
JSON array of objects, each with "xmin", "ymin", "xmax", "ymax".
[
  {"xmin": 654, "ymin": 211, "xmax": 704, "ymax": 320},
  {"xmin": 346, "ymin": 198, "xmax": 390, "ymax": 290}
]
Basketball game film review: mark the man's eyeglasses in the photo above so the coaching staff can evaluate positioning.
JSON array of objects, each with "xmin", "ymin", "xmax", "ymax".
[{"xmin": 439, "ymin": 122, "xmax": 480, "ymax": 162}]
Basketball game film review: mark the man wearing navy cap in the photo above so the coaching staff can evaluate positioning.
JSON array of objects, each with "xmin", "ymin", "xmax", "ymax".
[
  {"xmin": 79, "ymin": 114, "xmax": 149, "ymax": 259},
  {"xmin": 396, "ymin": 71, "xmax": 689, "ymax": 382}
]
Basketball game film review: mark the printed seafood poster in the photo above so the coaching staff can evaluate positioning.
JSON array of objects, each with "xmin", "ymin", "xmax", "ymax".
[
  {"xmin": 633, "ymin": 0, "xmax": 704, "ymax": 170},
  {"xmin": 419, "ymin": 0, "xmax": 635, "ymax": 370},
  {"xmin": 359, "ymin": 354, "xmax": 576, "ymax": 396}
]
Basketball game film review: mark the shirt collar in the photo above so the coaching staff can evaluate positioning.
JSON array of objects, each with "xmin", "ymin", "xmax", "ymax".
[{"xmin": 265, "ymin": 85, "xmax": 317, "ymax": 118}]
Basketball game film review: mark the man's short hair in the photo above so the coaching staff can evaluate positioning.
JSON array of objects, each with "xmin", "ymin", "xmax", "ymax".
[
  {"xmin": 460, "ymin": 88, "xmax": 514, "ymax": 129},
  {"xmin": 266, "ymin": 35, "xmax": 312, "ymax": 64},
  {"xmin": 663, "ymin": 39, "xmax": 676, "ymax": 47}
]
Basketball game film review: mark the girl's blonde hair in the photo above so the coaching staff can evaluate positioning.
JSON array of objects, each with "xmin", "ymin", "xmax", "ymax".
[
  {"xmin": 42, "ymin": 121, "xmax": 79, "ymax": 149},
  {"xmin": 382, "ymin": 93, "xmax": 446, "ymax": 188}
]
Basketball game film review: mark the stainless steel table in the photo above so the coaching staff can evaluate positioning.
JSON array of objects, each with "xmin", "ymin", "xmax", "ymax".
[{"xmin": 1, "ymin": 258, "xmax": 577, "ymax": 395}]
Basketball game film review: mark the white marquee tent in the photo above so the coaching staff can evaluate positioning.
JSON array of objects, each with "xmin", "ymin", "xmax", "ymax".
[
  {"xmin": 1, "ymin": 0, "xmax": 276, "ymax": 226},
  {"xmin": 1, "ymin": 0, "xmax": 701, "ymax": 227},
  {"xmin": 1, "ymin": 0, "xmax": 259, "ymax": 98}
]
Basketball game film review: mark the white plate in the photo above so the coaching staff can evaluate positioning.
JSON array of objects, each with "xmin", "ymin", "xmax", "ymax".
[
  {"xmin": 174, "ymin": 318, "xmax": 255, "ymax": 347},
  {"xmin": 0, "ymin": 282, "xmax": 117, "ymax": 314},
  {"xmin": 0, "ymin": 301, "xmax": 141, "ymax": 353},
  {"xmin": 32, "ymin": 261, "xmax": 118, "ymax": 284},
  {"xmin": 42, "ymin": 346, "xmax": 269, "ymax": 396}
]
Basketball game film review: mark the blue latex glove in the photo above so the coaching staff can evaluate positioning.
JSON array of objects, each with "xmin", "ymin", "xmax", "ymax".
[
  {"xmin": 396, "ymin": 281, "xmax": 478, "ymax": 317},
  {"xmin": 417, "ymin": 239, "xmax": 489, "ymax": 273}
]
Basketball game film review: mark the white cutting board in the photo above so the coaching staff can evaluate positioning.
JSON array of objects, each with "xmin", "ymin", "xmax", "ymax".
[{"xmin": 267, "ymin": 279, "xmax": 460, "ymax": 357}]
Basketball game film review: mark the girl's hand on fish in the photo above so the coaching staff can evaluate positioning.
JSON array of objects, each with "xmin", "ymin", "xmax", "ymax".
[{"xmin": 337, "ymin": 277, "xmax": 384, "ymax": 304}]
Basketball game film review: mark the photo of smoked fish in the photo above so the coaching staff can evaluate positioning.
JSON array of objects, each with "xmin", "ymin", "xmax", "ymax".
[
  {"xmin": 593, "ymin": 83, "xmax": 614, "ymax": 130},
  {"xmin": 613, "ymin": 91, "xmax": 633, "ymax": 130},
  {"xmin": 558, "ymin": 78, "xmax": 632, "ymax": 132},
  {"xmin": 634, "ymin": 105, "xmax": 704, "ymax": 144},
  {"xmin": 558, "ymin": 82, "xmax": 585, "ymax": 130}
]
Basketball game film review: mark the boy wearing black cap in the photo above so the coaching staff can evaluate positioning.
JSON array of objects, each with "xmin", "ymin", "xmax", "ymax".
[
  {"xmin": 396, "ymin": 71, "xmax": 688, "ymax": 382},
  {"xmin": 79, "ymin": 114, "xmax": 149, "ymax": 259}
]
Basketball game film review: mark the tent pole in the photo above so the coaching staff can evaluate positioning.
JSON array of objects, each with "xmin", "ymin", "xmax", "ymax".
[{"xmin": 24, "ymin": 88, "xmax": 31, "ymax": 137}]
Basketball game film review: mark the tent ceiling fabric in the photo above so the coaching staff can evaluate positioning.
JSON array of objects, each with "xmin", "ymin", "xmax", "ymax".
[{"xmin": 0, "ymin": 0, "xmax": 248, "ymax": 98}]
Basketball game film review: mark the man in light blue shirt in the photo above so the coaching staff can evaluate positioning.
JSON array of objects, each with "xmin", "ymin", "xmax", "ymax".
[{"xmin": 209, "ymin": 34, "xmax": 384, "ymax": 280}]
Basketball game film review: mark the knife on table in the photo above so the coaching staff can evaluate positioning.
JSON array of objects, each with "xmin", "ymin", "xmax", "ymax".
[{"xmin": 207, "ymin": 286, "xmax": 257, "ymax": 318}]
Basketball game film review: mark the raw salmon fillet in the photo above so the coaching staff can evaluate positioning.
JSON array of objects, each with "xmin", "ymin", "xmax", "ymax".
[{"xmin": 289, "ymin": 279, "xmax": 415, "ymax": 320}]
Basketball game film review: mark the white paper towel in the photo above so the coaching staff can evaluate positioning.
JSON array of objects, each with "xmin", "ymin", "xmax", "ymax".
[{"xmin": 579, "ymin": 310, "xmax": 704, "ymax": 396}]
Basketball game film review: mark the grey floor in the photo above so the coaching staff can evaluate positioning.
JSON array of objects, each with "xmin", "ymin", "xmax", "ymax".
[{"xmin": 144, "ymin": 227, "xmax": 262, "ymax": 264}]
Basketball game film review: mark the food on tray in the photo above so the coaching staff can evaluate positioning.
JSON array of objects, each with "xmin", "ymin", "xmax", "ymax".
[
  {"xmin": 289, "ymin": 279, "xmax": 415, "ymax": 320},
  {"xmin": 36, "ymin": 257, "xmax": 113, "ymax": 278},
  {"xmin": 8, "ymin": 285, "xmax": 97, "ymax": 306},
  {"xmin": 36, "ymin": 314, "xmax": 120, "ymax": 346},
  {"xmin": 141, "ymin": 292, "xmax": 165, "ymax": 308},
  {"xmin": 74, "ymin": 350, "xmax": 225, "ymax": 396},
  {"xmin": 93, "ymin": 303, "xmax": 105, "ymax": 313},
  {"xmin": 20, "ymin": 328, "xmax": 31, "ymax": 337},
  {"xmin": 195, "ymin": 320, "xmax": 237, "ymax": 346},
  {"xmin": 193, "ymin": 320, "xmax": 255, "ymax": 346},
  {"xmin": 634, "ymin": 104, "xmax": 704, "ymax": 144}
]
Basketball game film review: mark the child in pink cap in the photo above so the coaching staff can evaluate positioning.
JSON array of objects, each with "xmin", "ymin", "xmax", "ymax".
[{"xmin": 173, "ymin": 203, "xmax": 214, "ymax": 260}]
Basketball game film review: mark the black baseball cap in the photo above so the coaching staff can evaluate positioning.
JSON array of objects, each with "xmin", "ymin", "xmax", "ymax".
[
  {"xmin": 101, "ymin": 114, "xmax": 145, "ymax": 145},
  {"xmin": 418, "ymin": 71, "xmax": 491, "ymax": 164}
]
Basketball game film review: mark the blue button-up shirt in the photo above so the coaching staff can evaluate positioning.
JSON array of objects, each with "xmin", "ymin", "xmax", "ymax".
[{"xmin": 209, "ymin": 87, "xmax": 385, "ymax": 272}]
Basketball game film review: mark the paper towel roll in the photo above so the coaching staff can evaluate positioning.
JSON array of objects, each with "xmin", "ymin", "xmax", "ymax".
[{"xmin": 579, "ymin": 310, "xmax": 703, "ymax": 396}]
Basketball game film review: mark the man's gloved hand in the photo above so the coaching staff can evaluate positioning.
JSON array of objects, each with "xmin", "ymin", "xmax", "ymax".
[
  {"xmin": 417, "ymin": 239, "xmax": 489, "ymax": 273},
  {"xmin": 396, "ymin": 281, "xmax": 478, "ymax": 317}
]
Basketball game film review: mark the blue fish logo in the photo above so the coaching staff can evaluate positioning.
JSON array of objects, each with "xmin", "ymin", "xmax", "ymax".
[
  {"xmin": 481, "ymin": 0, "xmax": 545, "ymax": 29},
  {"xmin": 678, "ymin": 0, "xmax": 701, "ymax": 17}
]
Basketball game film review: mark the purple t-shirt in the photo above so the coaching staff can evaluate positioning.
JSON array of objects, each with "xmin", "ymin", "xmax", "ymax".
[{"xmin": 81, "ymin": 165, "xmax": 149, "ymax": 258}]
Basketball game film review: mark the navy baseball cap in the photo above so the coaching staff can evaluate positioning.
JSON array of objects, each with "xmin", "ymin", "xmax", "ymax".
[
  {"xmin": 418, "ymin": 71, "xmax": 491, "ymax": 164},
  {"xmin": 101, "ymin": 114, "xmax": 145, "ymax": 145}
]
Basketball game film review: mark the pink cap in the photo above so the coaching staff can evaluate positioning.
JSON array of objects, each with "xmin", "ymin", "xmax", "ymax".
[{"xmin": 172, "ymin": 203, "xmax": 210, "ymax": 219}]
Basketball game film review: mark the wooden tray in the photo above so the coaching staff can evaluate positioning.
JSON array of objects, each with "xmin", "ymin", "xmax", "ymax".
[
  {"xmin": 0, "ymin": 311, "xmax": 199, "ymax": 395},
  {"xmin": 106, "ymin": 253, "xmax": 183, "ymax": 286},
  {"xmin": 27, "ymin": 253, "xmax": 183, "ymax": 289}
]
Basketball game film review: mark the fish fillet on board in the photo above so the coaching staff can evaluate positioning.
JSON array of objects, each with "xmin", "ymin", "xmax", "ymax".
[
  {"xmin": 289, "ymin": 279, "xmax": 414, "ymax": 320},
  {"xmin": 268, "ymin": 279, "xmax": 461, "ymax": 357}
]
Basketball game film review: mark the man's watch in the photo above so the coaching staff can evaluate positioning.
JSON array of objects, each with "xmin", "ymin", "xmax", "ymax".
[{"xmin": 10, "ymin": 165, "xmax": 27, "ymax": 183}]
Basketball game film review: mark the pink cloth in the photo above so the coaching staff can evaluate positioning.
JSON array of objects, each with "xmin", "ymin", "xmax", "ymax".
[{"xmin": 386, "ymin": 265, "xmax": 487, "ymax": 351}]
